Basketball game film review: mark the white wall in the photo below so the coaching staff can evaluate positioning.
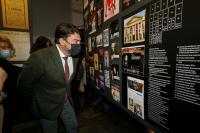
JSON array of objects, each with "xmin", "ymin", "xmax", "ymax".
[{"xmin": 31, "ymin": 0, "xmax": 83, "ymax": 44}]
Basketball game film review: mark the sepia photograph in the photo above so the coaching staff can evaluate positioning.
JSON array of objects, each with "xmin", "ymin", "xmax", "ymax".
[{"xmin": 124, "ymin": 9, "xmax": 146, "ymax": 45}]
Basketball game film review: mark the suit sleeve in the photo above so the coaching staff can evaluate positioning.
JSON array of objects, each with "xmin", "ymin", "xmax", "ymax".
[{"xmin": 17, "ymin": 53, "xmax": 44, "ymax": 95}]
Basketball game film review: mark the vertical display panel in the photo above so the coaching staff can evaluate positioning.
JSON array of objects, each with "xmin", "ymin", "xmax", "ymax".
[
  {"xmin": 84, "ymin": 0, "xmax": 200, "ymax": 132},
  {"xmin": 146, "ymin": 0, "xmax": 200, "ymax": 132},
  {"xmin": 127, "ymin": 76, "xmax": 144, "ymax": 119}
]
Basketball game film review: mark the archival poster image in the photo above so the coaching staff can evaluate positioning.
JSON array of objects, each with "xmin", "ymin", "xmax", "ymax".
[
  {"xmin": 98, "ymin": 74, "xmax": 105, "ymax": 90},
  {"xmin": 124, "ymin": 9, "xmax": 146, "ymax": 45},
  {"xmin": 94, "ymin": 53, "xmax": 99, "ymax": 70},
  {"xmin": 127, "ymin": 76, "xmax": 144, "ymax": 119},
  {"xmin": 110, "ymin": 20, "xmax": 120, "ymax": 61},
  {"xmin": 111, "ymin": 64, "xmax": 120, "ymax": 81},
  {"xmin": 88, "ymin": 37, "xmax": 92, "ymax": 52},
  {"xmin": 104, "ymin": 70, "xmax": 110, "ymax": 88},
  {"xmin": 98, "ymin": 48, "xmax": 104, "ymax": 73},
  {"xmin": 111, "ymin": 84, "xmax": 120, "ymax": 102},
  {"xmin": 110, "ymin": 41, "xmax": 120, "ymax": 61},
  {"xmin": 88, "ymin": 0, "xmax": 96, "ymax": 34},
  {"xmin": 110, "ymin": 19, "xmax": 119, "ymax": 40},
  {"xmin": 103, "ymin": 28, "xmax": 109, "ymax": 47},
  {"xmin": 97, "ymin": 0, "xmax": 103, "ymax": 29},
  {"xmin": 96, "ymin": 33, "xmax": 103, "ymax": 47},
  {"xmin": 1, "ymin": 0, "xmax": 29, "ymax": 29},
  {"xmin": 104, "ymin": 0, "xmax": 119, "ymax": 22},
  {"xmin": 104, "ymin": 50, "xmax": 110, "ymax": 67},
  {"xmin": 89, "ymin": 66, "xmax": 94, "ymax": 80},
  {"xmin": 122, "ymin": 45, "xmax": 144, "ymax": 76}
]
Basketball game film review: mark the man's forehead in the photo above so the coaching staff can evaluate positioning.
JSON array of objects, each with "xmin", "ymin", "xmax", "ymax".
[{"xmin": 69, "ymin": 33, "xmax": 80, "ymax": 39}]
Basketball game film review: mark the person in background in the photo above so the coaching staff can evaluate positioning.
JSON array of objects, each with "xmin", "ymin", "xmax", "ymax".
[
  {"xmin": 30, "ymin": 36, "xmax": 53, "ymax": 54},
  {"xmin": 17, "ymin": 23, "xmax": 82, "ymax": 133},
  {"xmin": 71, "ymin": 44, "xmax": 85, "ymax": 113},
  {"xmin": 80, "ymin": 55, "xmax": 92, "ymax": 107},
  {"xmin": 0, "ymin": 36, "xmax": 22, "ymax": 133},
  {"xmin": 78, "ymin": 44, "xmax": 91, "ymax": 107},
  {"xmin": 0, "ymin": 35, "xmax": 53, "ymax": 133}
]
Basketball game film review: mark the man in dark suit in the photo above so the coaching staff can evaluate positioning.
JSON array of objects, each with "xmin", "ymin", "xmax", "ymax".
[{"xmin": 17, "ymin": 23, "xmax": 82, "ymax": 133}]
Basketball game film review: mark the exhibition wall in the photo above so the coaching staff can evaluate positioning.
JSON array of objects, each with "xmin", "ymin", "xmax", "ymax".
[{"xmin": 83, "ymin": 0, "xmax": 200, "ymax": 132}]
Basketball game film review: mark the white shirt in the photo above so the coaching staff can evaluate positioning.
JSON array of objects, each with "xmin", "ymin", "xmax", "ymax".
[{"xmin": 56, "ymin": 44, "xmax": 73, "ymax": 78}]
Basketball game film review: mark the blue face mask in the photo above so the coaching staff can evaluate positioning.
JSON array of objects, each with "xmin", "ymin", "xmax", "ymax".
[
  {"xmin": 63, "ymin": 39, "xmax": 81, "ymax": 57},
  {"xmin": 0, "ymin": 50, "xmax": 14, "ymax": 59},
  {"xmin": 69, "ymin": 44, "xmax": 81, "ymax": 57}
]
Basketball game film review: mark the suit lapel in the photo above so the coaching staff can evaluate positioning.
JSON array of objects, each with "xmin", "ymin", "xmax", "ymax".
[
  {"xmin": 50, "ymin": 46, "xmax": 65, "ymax": 79},
  {"xmin": 50, "ymin": 46, "xmax": 79, "ymax": 84}
]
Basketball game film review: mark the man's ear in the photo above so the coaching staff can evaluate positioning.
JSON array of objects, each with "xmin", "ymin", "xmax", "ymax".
[{"xmin": 59, "ymin": 38, "xmax": 65, "ymax": 46}]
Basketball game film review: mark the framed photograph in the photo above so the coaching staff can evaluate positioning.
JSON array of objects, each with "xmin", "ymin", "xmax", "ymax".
[
  {"xmin": 110, "ymin": 38, "xmax": 120, "ymax": 61},
  {"xmin": 88, "ymin": 0, "xmax": 96, "ymax": 34},
  {"xmin": 122, "ymin": 45, "xmax": 144, "ymax": 76},
  {"xmin": 111, "ymin": 84, "xmax": 120, "ymax": 102},
  {"xmin": 98, "ymin": 74, "xmax": 105, "ymax": 90},
  {"xmin": 104, "ymin": 70, "xmax": 110, "ymax": 88},
  {"xmin": 1, "ymin": 0, "xmax": 29, "ymax": 29},
  {"xmin": 111, "ymin": 64, "xmax": 120, "ymax": 81},
  {"xmin": 110, "ymin": 19, "xmax": 119, "ymax": 40},
  {"xmin": 127, "ymin": 76, "xmax": 144, "ymax": 119},
  {"xmin": 104, "ymin": 50, "xmax": 109, "ymax": 67},
  {"xmin": 104, "ymin": 0, "xmax": 119, "ymax": 22},
  {"xmin": 97, "ymin": 0, "xmax": 103, "ymax": 30},
  {"xmin": 124, "ymin": 9, "xmax": 146, "ymax": 45},
  {"xmin": 98, "ymin": 48, "xmax": 104, "ymax": 73},
  {"xmin": 96, "ymin": 33, "xmax": 103, "ymax": 47},
  {"xmin": 94, "ymin": 53, "xmax": 99, "ymax": 70},
  {"xmin": 103, "ymin": 28, "xmax": 109, "ymax": 47},
  {"xmin": 89, "ymin": 66, "xmax": 94, "ymax": 80}
]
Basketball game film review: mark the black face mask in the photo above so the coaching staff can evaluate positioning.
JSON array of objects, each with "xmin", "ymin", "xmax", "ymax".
[{"xmin": 69, "ymin": 44, "xmax": 81, "ymax": 57}]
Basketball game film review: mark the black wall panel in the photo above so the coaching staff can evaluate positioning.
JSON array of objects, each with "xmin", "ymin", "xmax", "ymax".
[{"xmin": 83, "ymin": 0, "xmax": 200, "ymax": 132}]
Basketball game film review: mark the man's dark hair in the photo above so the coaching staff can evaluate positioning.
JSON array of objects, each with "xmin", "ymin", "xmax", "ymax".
[{"xmin": 55, "ymin": 23, "xmax": 80, "ymax": 44}]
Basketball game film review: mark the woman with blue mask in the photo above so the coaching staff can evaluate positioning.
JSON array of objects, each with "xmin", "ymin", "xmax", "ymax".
[
  {"xmin": 0, "ymin": 37, "xmax": 15, "ymax": 59},
  {"xmin": 0, "ymin": 36, "xmax": 23, "ymax": 133}
]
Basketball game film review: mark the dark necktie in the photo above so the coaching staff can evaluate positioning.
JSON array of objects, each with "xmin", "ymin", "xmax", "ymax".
[{"xmin": 63, "ymin": 57, "xmax": 69, "ymax": 83}]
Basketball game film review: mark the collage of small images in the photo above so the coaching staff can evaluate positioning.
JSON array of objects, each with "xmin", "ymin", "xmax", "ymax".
[
  {"xmin": 84, "ymin": 0, "xmax": 145, "ymax": 119},
  {"xmin": 82, "ymin": 0, "xmax": 200, "ymax": 132},
  {"xmin": 122, "ymin": 8, "xmax": 145, "ymax": 119},
  {"xmin": 149, "ymin": 0, "xmax": 183, "ymax": 44}
]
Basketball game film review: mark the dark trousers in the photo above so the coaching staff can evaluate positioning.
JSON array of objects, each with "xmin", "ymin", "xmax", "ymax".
[{"xmin": 40, "ymin": 101, "xmax": 77, "ymax": 133}]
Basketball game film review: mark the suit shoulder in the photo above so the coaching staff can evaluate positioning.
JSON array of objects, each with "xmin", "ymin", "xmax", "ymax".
[{"xmin": 31, "ymin": 47, "xmax": 53, "ymax": 58}]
